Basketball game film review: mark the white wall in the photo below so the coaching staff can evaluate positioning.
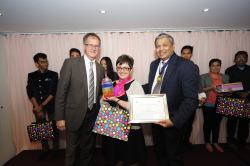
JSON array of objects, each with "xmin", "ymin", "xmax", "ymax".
[{"xmin": 0, "ymin": 35, "xmax": 16, "ymax": 165}]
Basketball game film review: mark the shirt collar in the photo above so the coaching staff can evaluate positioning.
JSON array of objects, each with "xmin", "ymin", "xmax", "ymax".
[
  {"xmin": 84, "ymin": 54, "xmax": 96, "ymax": 63},
  {"xmin": 160, "ymin": 58, "xmax": 169, "ymax": 65}
]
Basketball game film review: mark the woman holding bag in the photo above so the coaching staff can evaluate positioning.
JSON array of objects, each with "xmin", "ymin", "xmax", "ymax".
[
  {"xmin": 102, "ymin": 54, "xmax": 147, "ymax": 166},
  {"xmin": 200, "ymin": 58, "xmax": 229, "ymax": 153}
]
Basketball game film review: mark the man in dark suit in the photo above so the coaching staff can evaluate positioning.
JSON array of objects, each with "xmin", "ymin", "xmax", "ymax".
[
  {"xmin": 148, "ymin": 33, "xmax": 199, "ymax": 166},
  {"xmin": 26, "ymin": 52, "xmax": 59, "ymax": 151},
  {"xmin": 55, "ymin": 33, "xmax": 105, "ymax": 166},
  {"xmin": 181, "ymin": 45, "xmax": 198, "ymax": 148}
]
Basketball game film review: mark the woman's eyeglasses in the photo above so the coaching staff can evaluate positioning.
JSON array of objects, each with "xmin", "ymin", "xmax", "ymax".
[{"xmin": 116, "ymin": 67, "xmax": 131, "ymax": 72}]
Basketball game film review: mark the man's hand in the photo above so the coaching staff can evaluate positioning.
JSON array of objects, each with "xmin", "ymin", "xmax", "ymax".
[
  {"xmin": 33, "ymin": 105, "xmax": 43, "ymax": 112},
  {"xmin": 238, "ymin": 92, "xmax": 249, "ymax": 99},
  {"xmin": 155, "ymin": 119, "xmax": 174, "ymax": 128},
  {"xmin": 36, "ymin": 111, "xmax": 44, "ymax": 118},
  {"xmin": 33, "ymin": 105, "xmax": 43, "ymax": 118},
  {"xmin": 56, "ymin": 120, "xmax": 66, "ymax": 131}
]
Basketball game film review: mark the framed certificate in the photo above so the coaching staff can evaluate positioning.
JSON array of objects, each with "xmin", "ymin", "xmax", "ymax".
[{"xmin": 129, "ymin": 94, "xmax": 169, "ymax": 123}]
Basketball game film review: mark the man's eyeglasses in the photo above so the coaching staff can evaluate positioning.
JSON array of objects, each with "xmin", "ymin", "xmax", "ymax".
[
  {"xmin": 85, "ymin": 44, "xmax": 100, "ymax": 49},
  {"xmin": 116, "ymin": 67, "xmax": 131, "ymax": 72}
]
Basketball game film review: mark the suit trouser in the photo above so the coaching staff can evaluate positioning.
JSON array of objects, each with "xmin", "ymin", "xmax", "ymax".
[
  {"xmin": 183, "ymin": 111, "xmax": 195, "ymax": 145},
  {"xmin": 152, "ymin": 124, "xmax": 184, "ymax": 166},
  {"xmin": 227, "ymin": 116, "xmax": 250, "ymax": 144},
  {"xmin": 65, "ymin": 106, "xmax": 98, "ymax": 166}
]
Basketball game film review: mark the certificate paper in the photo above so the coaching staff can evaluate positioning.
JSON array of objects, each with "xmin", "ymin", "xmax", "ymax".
[{"xmin": 129, "ymin": 94, "xmax": 169, "ymax": 123}]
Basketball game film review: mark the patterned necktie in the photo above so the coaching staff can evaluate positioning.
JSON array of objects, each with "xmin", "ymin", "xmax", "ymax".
[
  {"xmin": 88, "ymin": 62, "xmax": 94, "ymax": 109},
  {"xmin": 152, "ymin": 62, "xmax": 166, "ymax": 94}
]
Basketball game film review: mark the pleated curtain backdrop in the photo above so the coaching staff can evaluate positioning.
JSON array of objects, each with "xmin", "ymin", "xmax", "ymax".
[{"xmin": 2, "ymin": 30, "xmax": 250, "ymax": 153}]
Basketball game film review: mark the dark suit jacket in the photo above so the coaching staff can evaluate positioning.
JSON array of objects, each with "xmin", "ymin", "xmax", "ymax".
[
  {"xmin": 55, "ymin": 57, "xmax": 105, "ymax": 131},
  {"xmin": 26, "ymin": 70, "xmax": 58, "ymax": 111},
  {"xmin": 148, "ymin": 53, "xmax": 199, "ymax": 129}
]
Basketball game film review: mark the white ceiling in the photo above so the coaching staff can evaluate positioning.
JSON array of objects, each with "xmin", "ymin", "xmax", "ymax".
[{"xmin": 0, "ymin": 0, "xmax": 250, "ymax": 33}]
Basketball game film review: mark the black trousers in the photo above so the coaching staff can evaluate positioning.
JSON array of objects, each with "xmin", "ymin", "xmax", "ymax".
[
  {"xmin": 202, "ymin": 106, "xmax": 222, "ymax": 144},
  {"xmin": 227, "ymin": 116, "xmax": 250, "ymax": 144},
  {"xmin": 102, "ymin": 128, "xmax": 147, "ymax": 166},
  {"xmin": 152, "ymin": 124, "xmax": 184, "ymax": 166},
  {"xmin": 65, "ymin": 106, "xmax": 99, "ymax": 166}
]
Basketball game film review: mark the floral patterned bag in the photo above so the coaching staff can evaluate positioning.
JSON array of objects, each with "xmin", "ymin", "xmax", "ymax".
[
  {"xmin": 27, "ymin": 121, "xmax": 54, "ymax": 142},
  {"xmin": 216, "ymin": 96, "xmax": 250, "ymax": 118},
  {"xmin": 92, "ymin": 101, "xmax": 131, "ymax": 141}
]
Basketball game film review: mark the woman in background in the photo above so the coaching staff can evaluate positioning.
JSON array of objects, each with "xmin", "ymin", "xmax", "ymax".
[
  {"xmin": 100, "ymin": 57, "xmax": 118, "ymax": 81},
  {"xmin": 200, "ymin": 58, "xmax": 229, "ymax": 153}
]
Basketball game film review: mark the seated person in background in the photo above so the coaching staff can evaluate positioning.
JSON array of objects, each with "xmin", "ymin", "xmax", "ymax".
[
  {"xmin": 100, "ymin": 56, "xmax": 118, "ymax": 81},
  {"xmin": 200, "ymin": 58, "xmax": 229, "ymax": 152},
  {"xmin": 102, "ymin": 54, "xmax": 147, "ymax": 166},
  {"xmin": 69, "ymin": 48, "xmax": 81, "ymax": 58},
  {"xmin": 225, "ymin": 51, "xmax": 250, "ymax": 147}
]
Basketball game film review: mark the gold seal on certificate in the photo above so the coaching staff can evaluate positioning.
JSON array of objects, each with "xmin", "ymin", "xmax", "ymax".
[{"xmin": 128, "ymin": 94, "xmax": 169, "ymax": 123}]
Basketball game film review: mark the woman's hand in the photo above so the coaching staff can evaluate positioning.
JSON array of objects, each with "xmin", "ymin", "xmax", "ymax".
[
  {"xmin": 199, "ymin": 97, "xmax": 206, "ymax": 105},
  {"xmin": 104, "ymin": 96, "xmax": 119, "ymax": 102}
]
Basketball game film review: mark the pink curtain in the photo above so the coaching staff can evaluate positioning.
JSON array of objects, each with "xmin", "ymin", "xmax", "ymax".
[{"xmin": 4, "ymin": 31, "xmax": 250, "ymax": 153}]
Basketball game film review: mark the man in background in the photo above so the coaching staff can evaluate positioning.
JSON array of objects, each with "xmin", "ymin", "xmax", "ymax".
[
  {"xmin": 181, "ymin": 45, "xmax": 197, "ymax": 148},
  {"xmin": 226, "ymin": 51, "xmax": 250, "ymax": 148},
  {"xmin": 181, "ymin": 45, "xmax": 193, "ymax": 61},
  {"xmin": 69, "ymin": 48, "xmax": 81, "ymax": 58},
  {"xmin": 26, "ymin": 53, "xmax": 59, "ymax": 154}
]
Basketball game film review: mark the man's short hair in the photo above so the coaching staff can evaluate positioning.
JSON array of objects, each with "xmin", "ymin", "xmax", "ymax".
[
  {"xmin": 33, "ymin": 53, "xmax": 47, "ymax": 63},
  {"xmin": 69, "ymin": 48, "xmax": 81, "ymax": 57},
  {"xmin": 181, "ymin": 45, "xmax": 193, "ymax": 54},
  {"xmin": 83, "ymin": 33, "xmax": 101, "ymax": 46},
  {"xmin": 154, "ymin": 33, "xmax": 175, "ymax": 46},
  {"xmin": 235, "ymin": 51, "xmax": 248, "ymax": 59}
]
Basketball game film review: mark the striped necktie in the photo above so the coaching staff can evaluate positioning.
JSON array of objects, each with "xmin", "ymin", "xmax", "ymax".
[
  {"xmin": 88, "ymin": 62, "xmax": 94, "ymax": 109},
  {"xmin": 152, "ymin": 61, "xmax": 166, "ymax": 94}
]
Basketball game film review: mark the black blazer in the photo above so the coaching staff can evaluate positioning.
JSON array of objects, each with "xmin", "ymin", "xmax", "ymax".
[
  {"xmin": 148, "ymin": 53, "xmax": 199, "ymax": 129},
  {"xmin": 26, "ymin": 70, "xmax": 58, "ymax": 111}
]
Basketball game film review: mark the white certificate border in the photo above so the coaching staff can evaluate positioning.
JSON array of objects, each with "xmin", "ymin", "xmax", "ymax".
[{"xmin": 129, "ymin": 94, "xmax": 169, "ymax": 123}]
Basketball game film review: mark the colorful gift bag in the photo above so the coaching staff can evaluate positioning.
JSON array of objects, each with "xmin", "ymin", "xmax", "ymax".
[
  {"xmin": 216, "ymin": 97, "xmax": 249, "ymax": 118},
  {"xmin": 92, "ymin": 101, "xmax": 131, "ymax": 141},
  {"xmin": 27, "ymin": 121, "xmax": 54, "ymax": 142}
]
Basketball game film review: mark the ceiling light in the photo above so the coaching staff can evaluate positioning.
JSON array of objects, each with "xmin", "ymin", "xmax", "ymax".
[
  {"xmin": 202, "ymin": 8, "xmax": 209, "ymax": 12},
  {"xmin": 99, "ymin": 10, "xmax": 107, "ymax": 14},
  {"xmin": 0, "ymin": 12, "xmax": 2, "ymax": 16}
]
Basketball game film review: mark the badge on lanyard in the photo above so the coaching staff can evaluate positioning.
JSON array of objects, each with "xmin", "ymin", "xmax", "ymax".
[{"xmin": 157, "ymin": 75, "xmax": 162, "ymax": 83}]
